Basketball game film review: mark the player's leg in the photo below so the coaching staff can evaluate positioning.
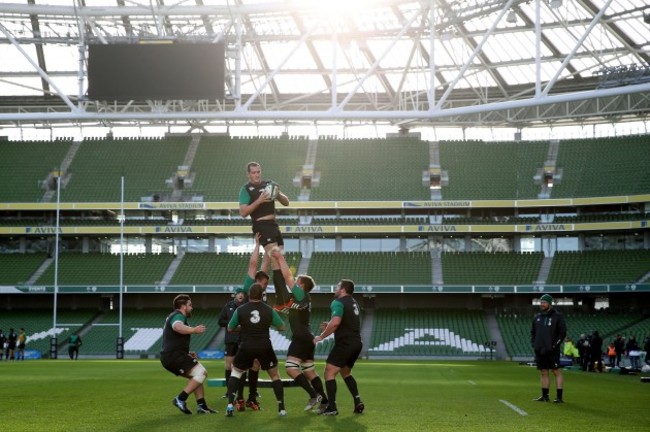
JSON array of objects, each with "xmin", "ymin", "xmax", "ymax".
[
  {"xmin": 301, "ymin": 359, "xmax": 328, "ymax": 410},
  {"xmin": 286, "ymin": 355, "xmax": 318, "ymax": 399},
  {"xmin": 164, "ymin": 354, "xmax": 199, "ymax": 414},
  {"xmin": 183, "ymin": 362, "xmax": 216, "ymax": 414},
  {"xmin": 259, "ymin": 221, "xmax": 292, "ymax": 308},
  {"xmin": 340, "ymin": 366, "xmax": 364, "ymax": 414},
  {"xmin": 267, "ymin": 364, "xmax": 286, "ymax": 416},
  {"xmin": 245, "ymin": 360, "xmax": 261, "ymax": 409},
  {"xmin": 227, "ymin": 349, "xmax": 254, "ymax": 416},
  {"xmin": 263, "ymin": 241, "xmax": 289, "ymax": 307},
  {"xmin": 225, "ymin": 365, "xmax": 246, "ymax": 417},
  {"xmin": 534, "ymin": 368, "xmax": 551, "ymax": 401},
  {"xmin": 188, "ymin": 362, "xmax": 216, "ymax": 414},
  {"xmin": 552, "ymin": 368, "xmax": 564, "ymax": 403},
  {"xmin": 223, "ymin": 353, "xmax": 233, "ymax": 397},
  {"xmin": 262, "ymin": 346, "xmax": 285, "ymax": 416},
  {"xmin": 339, "ymin": 343, "xmax": 364, "ymax": 414},
  {"xmin": 303, "ymin": 369, "xmax": 328, "ymax": 409},
  {"xmin": 321, "ymin": 361, "xmax": 341, "ymax": 415}
]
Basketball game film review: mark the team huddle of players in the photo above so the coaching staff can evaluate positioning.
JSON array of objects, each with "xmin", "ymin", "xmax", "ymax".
[{"xmin": 160, "ymin": 162, "xmax": 365, "ymax": 418}]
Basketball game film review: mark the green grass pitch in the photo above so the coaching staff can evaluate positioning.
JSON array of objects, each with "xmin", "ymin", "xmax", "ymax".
[{"xmin": 3, "ymin": 359, "xmax": 647, "ymax": 431}]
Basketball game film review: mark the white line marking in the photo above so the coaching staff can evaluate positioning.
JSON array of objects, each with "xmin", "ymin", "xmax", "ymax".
[
  {"xmin": 467, "ymin": 380, "xmax": 476, "ymax": 385},
  {"xmin": 499, "ymin": 400, "xmax": 528, "ymax": 416}
]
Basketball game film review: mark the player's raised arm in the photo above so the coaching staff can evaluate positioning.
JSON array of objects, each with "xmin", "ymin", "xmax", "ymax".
[
  {"xmin": 248, "ymin": 233, "xmax": 263, "ymax": 278},
  {"xmin": 270, "ymin": 246, "xmax": 295, "ymax": 289}
]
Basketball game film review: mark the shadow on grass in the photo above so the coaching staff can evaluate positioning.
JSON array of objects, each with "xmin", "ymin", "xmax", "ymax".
[{"xmin": 119, "ymin": 411, "xmax": 369, "ymax": 432}]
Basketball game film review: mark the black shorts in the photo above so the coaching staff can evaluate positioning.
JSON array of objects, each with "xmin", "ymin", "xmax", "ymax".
[
  {"xmin": 160, "ymin": 351, "xmax": 199, "ymax": 376},
  {"xmin": 535, "ymin": 350, "xmax": 561, "ymax": 370},
  {"xmin": 18, "ymin": 343, "xmax": 25, "ymax": 349},
  {"xmin": 234, "ymin": 341, "xmax": 279, "ymax": 371},
  {"xmin": 326, "ymin": 340, "xmax": 362, "ymax": 369},
  {"xmin": 287, "ymin": 337, "xmax": 315, "ymax": 361},
  {"xmin": 252, "ymin": 220, "xmax": 284, "ymax": 247},
  {"xmin": 224, "ymin": 342, "xmax": 239, "ymax": 357}
]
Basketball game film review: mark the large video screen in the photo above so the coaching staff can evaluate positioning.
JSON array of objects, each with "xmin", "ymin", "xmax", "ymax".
[{"xmin": 88, "ymin": 43, "xmax": 225, "ymax": 100}]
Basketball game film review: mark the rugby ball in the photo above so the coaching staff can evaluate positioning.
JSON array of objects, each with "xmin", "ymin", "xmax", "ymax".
[{"xmin": 263, "ymin": 182, "xmax": 279, "ymax": 200}]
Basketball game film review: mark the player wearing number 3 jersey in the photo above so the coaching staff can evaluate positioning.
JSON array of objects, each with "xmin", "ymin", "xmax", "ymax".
[
  {"xmin": 312, "ymin": 279, "xmax": 365, "ymax": 416},
  {"xmin": 225, "ymin": 283, "xmax": 288, "ymax": 417}
]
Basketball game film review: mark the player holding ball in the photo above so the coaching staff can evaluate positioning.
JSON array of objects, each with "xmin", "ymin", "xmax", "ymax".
[{"xmin": 239, "ymin": 161, "xmax": 293, "ymax": 312}]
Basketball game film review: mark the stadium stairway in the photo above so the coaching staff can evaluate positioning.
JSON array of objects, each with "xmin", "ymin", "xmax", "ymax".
[
  {"xmin": 205, "ymin": 328, "xmax": 225, "ymax": 350},
  {"xmin": 26, "ymin": 256, "xmax": 53, "ymax": 285},
  {"xmin": 485, "ymin": 312, "xmax": 507, "ymax": 360},
  {"xmin": 42, "ymin": 140, "xmax": 83, "ymax": 203},
  {"xmin": 171, "ymin": 135, "xmax": 201, "ymax": 201},
  {"xmin": 535, "ymin": 256, "xmax": 553, "ymax": 284},
  {"xmin": 431, "ymin": 250, "xmax": 443, "ymax": 285},
  {"xmin": 360, "ymin": 308, "xmax": 374, "ymax": 358},
  {"xmin": 297, "ymin": 255, "xmax": 310, "ymax": 275},
  {"xmin": 637, "ymin": 270, "xmax": 650, "ymax": 284},
  {"xmin": 160, "ymin": 249, "xmax": 185, "ymax": 285}
]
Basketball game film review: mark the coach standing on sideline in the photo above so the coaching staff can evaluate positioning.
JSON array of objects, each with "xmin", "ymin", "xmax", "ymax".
[
  {"xmin": 161, "ymin": 294, "xmax": 217, "ymax": 415},
  {"xmin": 531, "ymin": 293, "xmax": 567, "ymax": 403}
]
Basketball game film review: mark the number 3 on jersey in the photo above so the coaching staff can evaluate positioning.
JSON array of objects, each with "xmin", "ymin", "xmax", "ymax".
[{"xmin": 250, "ymin": 310, "xmax": 261, "ymax": 323}]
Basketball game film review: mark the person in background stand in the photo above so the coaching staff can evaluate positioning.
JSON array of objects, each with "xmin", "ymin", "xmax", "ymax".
[
  {"xmin": 0, "ymin": 329, "xmax": 6, "ymax": 361},
  {"xmin": 68, "ymin": 332, "xmax": 82, "ymax": 360},
  {"xmin": 576, "ymin": 333, "xmax": 589, "ymax": 371},
  {"xmin": 613, "ymin": 334, "xmax": 625, "ymax": 368},
  {"xmin": 531, "ymin": 294, "xmax": 566, "ymax": 403},
  {"xmin": 6, "ymin": 328, "xmax": 17, "ymax": 361},
  {"xmin": 588, "ymin": 330, "xmax": 603, "ymax": 372},
  {"xmin": 563, "ymin": 337, "xmax": 579, "ymax": 365},
  {"xmin": 607, "ymin": 342, "xmax": 616, "ymax": 368},
  {"xmin": 625, "ymin": 336, "xmax": 641, "ymax": 370},
  {"xmin": 17, "ymin": 328, "xmax": 26, "ymax": 361}
]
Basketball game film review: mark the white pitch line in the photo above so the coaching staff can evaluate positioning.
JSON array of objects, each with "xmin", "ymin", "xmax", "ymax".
[
  {"xmin": 467, "ymin": 380, "xmax": 476, "ymax": 385},
  {"xmin": 499, "ymin": 400, "xmax": 528, "ymax": 416}
]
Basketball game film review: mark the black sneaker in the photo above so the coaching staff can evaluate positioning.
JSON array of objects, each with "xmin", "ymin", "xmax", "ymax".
[
  {"xmin": 533, "ymin": 396, "xmax": 549, "ymax": 402},
  {"xmin": 172, "ymin": 396, "xmax": 192, "ymax": 414},
  {"xmin": 553, "ymin": 398, "xmax": 564, "ymax": 404},
  {"xmin": 319, "ymin": 406, "xmax": 339, "ymax": 416},
  {"xmin": 197, "ymin": 404, "xmax": 217, "ymax": 414},
  {"xmin": 354, "ymin": 402, "xmax": 365, "ymax": 414}
]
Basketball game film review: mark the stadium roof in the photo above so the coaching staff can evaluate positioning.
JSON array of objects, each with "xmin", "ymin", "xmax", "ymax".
[{"xmin": 0, "ymin": 0, "xmax": 649, "ymax": 131}]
